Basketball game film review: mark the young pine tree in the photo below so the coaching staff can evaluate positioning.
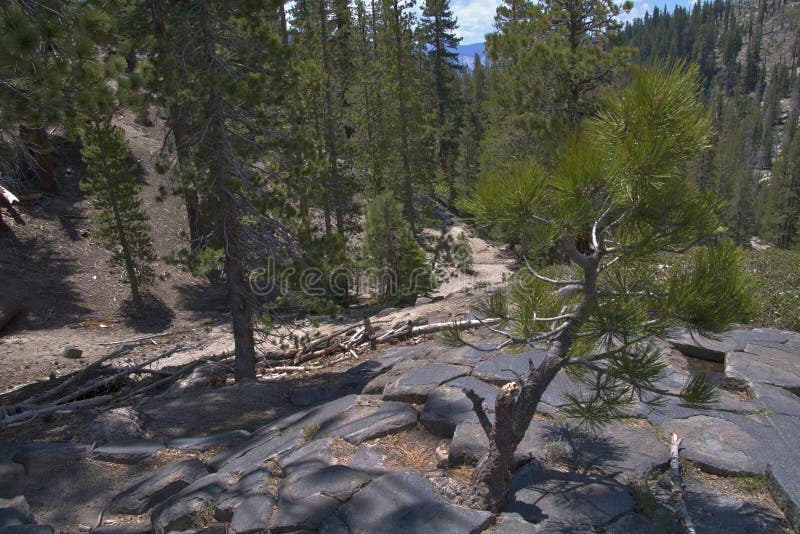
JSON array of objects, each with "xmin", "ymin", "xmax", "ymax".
[
  {"xmin": 452, "ymin": 63, "xmax": 752, "ymax": 511},
  {"xmin": 80, "ymin": 122, "xmax": 156, "ymax": 304},
  {"xmin": 360, "ymin": 192, "xmax": 436, "ymax": 303}
]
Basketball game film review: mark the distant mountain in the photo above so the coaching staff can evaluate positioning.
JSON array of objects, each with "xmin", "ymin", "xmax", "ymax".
[{"xmin": 456, "ymin": 42, "xmax": 486, "ymax": 67}]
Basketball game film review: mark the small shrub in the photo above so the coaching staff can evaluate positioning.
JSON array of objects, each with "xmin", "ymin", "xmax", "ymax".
[
  {"xmin": 451, "ymin": 232, "xmax": 475, "ymax": 273},
  {"xmin": 303, "ymin": 423, "xmax": 320, "ymax": 440}
]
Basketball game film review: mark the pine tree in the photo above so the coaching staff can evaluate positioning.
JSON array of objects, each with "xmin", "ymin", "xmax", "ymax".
[
  {"xmin": 482, "ymin": 0, "xmax": 633, "ymax": 167},
  {"xmin": 80, "ymin": 121, "xmax": 155, "ymax": 304},
  {"xmin": 360, "ymin": 192, "xmax": 435, "ymax": 303},
  {"xmin": 420, "ymin": 0, "xmax": 462, "ymax": 204},
  {"xmin": 451, "ymin": 64, "xmax": 751, "ymax": 511}
]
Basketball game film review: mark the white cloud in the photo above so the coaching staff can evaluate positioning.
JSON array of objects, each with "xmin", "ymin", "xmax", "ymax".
[{"xmin": 450, "ymin": 0, "xmax": 502, "ymax": 44}]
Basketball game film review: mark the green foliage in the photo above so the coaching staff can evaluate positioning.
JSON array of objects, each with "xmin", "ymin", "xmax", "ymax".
[
  {"xmin": 744, "ymin": 247, "xmax": 800, "ymax": 331},
  {"xmin": 451, "ymin": 232, "xmax": 474, "ymax": 273},
  {"xmin": 80, "ymin": 121, "xmax": 155, "ymax": 302},
  {"xmin": 462, "ymin": 63, "xmax": 753, "ymax": 428},
  {"xmin": 360, "ymin": 192, "xmax": 436, "ymax": 303}
]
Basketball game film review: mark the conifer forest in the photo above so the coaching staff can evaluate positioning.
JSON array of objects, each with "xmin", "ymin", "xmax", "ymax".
[{"xmin": 1, "ymin": 0, "xmax": 800, "ymax": 530}]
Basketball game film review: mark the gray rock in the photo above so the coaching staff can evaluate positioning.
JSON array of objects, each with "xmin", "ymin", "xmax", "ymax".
[
  {"xmin": 725, "ymin": 349, "xmax": 800, "ymax": 392},
  {"xmin": 472, "ymin": 351, "xmax": 546, "ymax": 385},
  {"xmin": 214, "ymin": 468, "xmax": 272, "ymax": 522},
  {"xmin": 326, "ymin": 401, "xmax": 419, "ymax": 444},
  {"xmin": 92, "ymin": 440, "xmax": 165, "ymax": 465},
  {"xmin": 93, "ymin": 522, "xmax": 153, "ymax": 534},
  {"xmin": 483, "ymin": 513, "xmax": 539, "ymax": 533},
  {"xmin": 12, "ymin": 443, "xmax": 90, "ymax": 477},
  {"xmin": 449, "ymin": 422, "xmax": 489, "ymax": 466},
  {"xmin": 347, "ymin": 445, "xmax": 395, "ymax": 476},
  {"xmin": 276, "ymin": 438, "xmax": 335, "ymax": 476},
  {"xmin": 382, "ymin": 364, "xmax": 471, "ymax": 403},
  {"xmin": 606, "ymin": 513, "xmax": 666, "ymax": 533},
  {"xmin": 62, "ymin": 346, "xmax": 83, "ymax": 359},
  {"xmin": 751, "ymin": 382, "xmax": 800, "ymax": 416},
  {"xmin": 317, "ymin": 514, "xmax": 350, "ymax": 534},
  {"xmin": 165, "ymin": 431, "xmax": 251, "ymax": 452},
  {"xmin": 150, "ymin": 472, "xmax": 238, "ymax": 534},
  {"xmin": 376, "ymin": 307, "xmax": 398, "ymax": 317},
  {"xmin": 0, "ymin": 497, "xmax": 33, "ymax": 527},
  {"xmin": 504, "ymin": 464, "xmax": 634, "ymax": 526},
  {"xmin": 280, "ymin": 464, "xmax": 370, "ymax": 502},
  {"xmin": 415, "ymin": 297, "xmax": 433, "ymax": 306},
  {"xmin": 212, "ymin": 428, "xmax": 303, "ymax": 474},
  {"xmin": 273, "ymin": 493, "xmax": 339, "ymax": 532},
  {"xmin": 659, "ymin": 415, "xmax": 767, "ymax": 475},
  {"xmin": 339, "ymin": 471, "xmax": 493, "ymax": 533},
  {"xmin": 524, "ymin": 420, "xmax": 670, "ymax": 481},
  {"xmin": 79, "ymin": 407, "xmax": 145, "ymax": 445},
  {"xmin": 0, "ymin": 464, "xmax": 25, "ymax": 495},
  {"xmin": 110, "ymin": 459, "xmax": 210, "ymax": 515},
  {"xmin": 289, "ymin": 384, "xmax": 350, "ymax": 407},
  {"xmin": 420, "ymin": 386, "xmax": 479, "ymax": 438},
  {"xmin": 255, "ymin": 395, "xmax": 361, "ymax": 435},
  {"xmin": 0, "ymin": 526, "xmax": 53, "ymax": 534},
  {"xmin": 229, "ymin": 495, "xmax": 274, "ymax": 534},
  {"xmin": 767, "ymin": 463, "xmax": 800, "ymax": 530},
  {"xmin": 442, "ymin": 376, "xmax": 499, "ymax": 407},
  {"xmin": 671, "ymin": 478, "xmax": 785, "ymax": 533}
]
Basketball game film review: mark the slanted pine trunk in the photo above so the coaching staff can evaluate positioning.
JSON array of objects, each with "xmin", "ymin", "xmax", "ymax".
[
  {"xmin": 462, "ymin": 353, "xmax": 566, "ymax": 511},
  {"xmin": 200, "ymin": 0, "xmax": 256, "ymax": 381}
]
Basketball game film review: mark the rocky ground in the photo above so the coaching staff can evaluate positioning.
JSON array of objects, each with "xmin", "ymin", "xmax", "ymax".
[{"xmin": 1, "ymin": 327, "xmax": 799, "ymax": 533}]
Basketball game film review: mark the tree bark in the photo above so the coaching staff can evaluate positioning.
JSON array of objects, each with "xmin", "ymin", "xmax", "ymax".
[
  {"xmin": 200, "ymin": 0, "xmax": 256, "ymax": 381},
  {"xmin": 462, "ymin": 355, "xmax": 565, "ymax": 511}
]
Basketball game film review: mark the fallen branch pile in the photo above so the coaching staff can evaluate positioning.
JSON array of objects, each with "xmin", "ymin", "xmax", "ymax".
[
  {"xmin": 264, "ymin": 317, "xmax": 500, "ymax": 368},
  {"xmin": 1, "ymin": 314, "xmax": 499, "ymax": 429},
  {"xmin": 0, "ymin": 344, "xmax": 231, "ymax": 430}
]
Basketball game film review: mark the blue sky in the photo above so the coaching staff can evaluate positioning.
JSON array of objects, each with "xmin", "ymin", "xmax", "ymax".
[{"xmin": 450, "ymin": 0, "xmax": 698, "ymax": 44}]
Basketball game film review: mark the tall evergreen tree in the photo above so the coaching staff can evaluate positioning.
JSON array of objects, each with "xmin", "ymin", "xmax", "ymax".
[
  {"xmin": 420, "ymin": 0, "xmax": 462, "ymax": 204},
  {"xmin": 80, "ymin": 121, "xmax": 156, "ymax": 304}
]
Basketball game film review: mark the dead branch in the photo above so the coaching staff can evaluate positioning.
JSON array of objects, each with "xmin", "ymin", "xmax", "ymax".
[
  {"xmin": 1, "ymin": 395, "xmax": 114, "ymax": 430},
  {"xmin": 98, "ymin": 328, "xmax": 198, "ymax": 347},
  {"xmin": 670, "ymin": 433, "xmax": 697, "ymax": 534}
]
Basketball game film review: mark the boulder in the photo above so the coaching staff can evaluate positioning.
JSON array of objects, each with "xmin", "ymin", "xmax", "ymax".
[
  {"xmin": 165, "ymin": 430, "xmax": 250, "ymax": 453},
  {"xmin": 93, "ymin": 522, "xmax": 153, "ymax": 534},
  {"xmin": 272, "ymin": 465, "xmax": 370, "ymax": 531},
  {"xmin": 382, "ymin": 364, "xmax": 471, "ymax": 403},
  {"xmin": 420, "ymin": 386, "xmax": 479, "ymax": 438},
  {"xmin": 767, "ymin": 463, "xmax": 800, "ymax": 530},
  {"xmin": 229, "ymin": 495, "xmax": 274, "ymax": 534},
  {"xmin": 12, "ymin": 443, "xmax": 90, "ymax": 477},
  {"xmin": 659, "ymin": 415, "xmax": 767, "ymax": 475},
  {"xmin": 92, "ymin": 440, "xmax": 164, "ymax": 465},
  {"xmin": 62, "ymin": 347, "xmax": 83, "ymax": 359},
  {"xmin": 0, "ymin": 526, "xmax": 54, "ymax": 534},
  {"xmin": 150, "ymin": 472, "xmax": 238, "ymax": 534},
  {"xmin": 110, "ymin": 459, "xmax": 210, "ymax": 515},
  {"xmin": 504, "ymin": 464, "xmax": 635, "ymax": 527},
  {"xmin": 338, "ymin": 471, "xmax": 494, "ymax": 533},
  {"xmin": 606, "ymin": 513, "xmax": 666, "ymax": 534},
  {"xmin": 78, "ymin": 407, "xmax": 145, "ymax": 445},
  {"xmin": 472, "ymin": 352, "xmax": 546, "ymax": 385},
  {"xmin": 0, "ymin": 496, "xmax": 33, "ymax": 527},
  {"xmin": 725, "ymin": 348, "xmax": 800, "ymax": 393},
  {"xmin": 347, "ymin": 445, "xmax": 395, "ymax": 476},
  {"xmin": 214, "ymin": 468, "xmax": 273, "ymax": 522}
]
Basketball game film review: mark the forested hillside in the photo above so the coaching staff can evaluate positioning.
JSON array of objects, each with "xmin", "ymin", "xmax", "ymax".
[
  {"xmin": 1, "ymin": 0, "xmax": 798, "ymax": 383},
  {"xmin": 624, "ymin": 0, "xmax": 800, "ymax": 248}
]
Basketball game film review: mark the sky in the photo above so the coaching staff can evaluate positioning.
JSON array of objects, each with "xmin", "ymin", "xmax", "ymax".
[{"xmin": 450, "ymin": 0, "xmax": 698, "ymax": 44}]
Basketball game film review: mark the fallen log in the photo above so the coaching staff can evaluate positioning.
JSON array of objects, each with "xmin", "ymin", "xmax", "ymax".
[
  {"xmin": 1, "ymin": 395, "xmax": 114, "ymax": 430},
  {"xmin": 670, "ymin": 433, "xmax": 697, "ymax": 534}
]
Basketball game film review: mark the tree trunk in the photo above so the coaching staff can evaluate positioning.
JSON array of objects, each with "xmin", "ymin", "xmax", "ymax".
[
  {"xmin": 152, "ymin": 0, "xmax": 201, "ymax": 250},
  {"xmin": 110, "ymin": 195, "xmax": 141, "ymax": 304},
  {"xmin": 20, "ymin": 125, "xmax": 56, "ymax": 191},
  {"xmin": 201, "ymin": 0, "xmax": 256, "ymax": 381},
  {"xmin": 462, "ymin": 354, "xmax": 565, "ymax": 511}
]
